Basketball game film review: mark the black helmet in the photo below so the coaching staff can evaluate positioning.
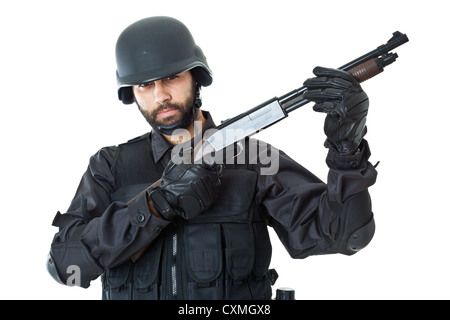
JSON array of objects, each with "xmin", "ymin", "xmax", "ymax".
[{"xmin": 115, "ymin": 16, "xmax": 213, "ymax": 104}]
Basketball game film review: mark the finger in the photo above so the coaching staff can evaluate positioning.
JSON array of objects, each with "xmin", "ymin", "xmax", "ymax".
[
  {"xmin": 312, "ymin": 66, "xmax": 360, "ymax": 85},
  {"xmin": 312, "ymin": 101, "xmax": 335, "ymax": 113},
  {"xmin": 303, "ymin": 76, "xmax": 355, "ymax": 91},
  {"xmin": 193, "ymin": 175, "xmax": 215, "ymax": 206},
  {"xmin": 312, "ymin": 102, "xmax": 342, "ymax": 117},
  {"xmin": 303, "ymin": 88, "xmax": 343, "ymax": 102}
]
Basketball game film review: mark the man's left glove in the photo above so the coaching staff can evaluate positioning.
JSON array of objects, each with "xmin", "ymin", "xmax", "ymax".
[
  {"xmin": 303, "ymin": 66, "xmax": 369, "ymax": 155},
  {"xmin": 147, "ymin": 160, "xmax": 222, "ymax": 221}
]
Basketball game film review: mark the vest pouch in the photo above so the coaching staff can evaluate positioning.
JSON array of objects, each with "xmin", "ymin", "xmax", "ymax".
[
  {"xmin": 132, "ymin": 240, "xmax": 163, "ymax": 299},
  {"xmin": 223, "ymin": 223, "xmax": 254, "ymax": 281},
  {"xmin": 102, "ymin": 260, "xmax": 132, "ymax": 300},
  {"xmin": 185, "ymin": 223, "xmax": 223, "ymax": 299},
  {"xmin": 185, "ymin": 223, "xmax": 222, "ymax": 282}
]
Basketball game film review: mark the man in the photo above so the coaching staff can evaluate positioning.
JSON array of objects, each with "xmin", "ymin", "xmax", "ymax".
[{"xmin": 47, "ymin": 16, "xmax": 377, "ymax": 300}]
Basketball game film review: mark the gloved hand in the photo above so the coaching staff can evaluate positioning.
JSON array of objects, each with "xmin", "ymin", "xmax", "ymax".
[
  {"xmin": 303, "ymin": 66, "xmax": 369, "ymax": 155},
  {"xmin": 147, "ymin": 160, "xmax": 222, "ymax": 220}
]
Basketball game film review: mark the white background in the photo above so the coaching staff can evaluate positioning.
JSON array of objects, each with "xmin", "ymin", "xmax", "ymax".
[{"xmin": 1, "ymin": 0, "xmax": 448, "ymax": 300}]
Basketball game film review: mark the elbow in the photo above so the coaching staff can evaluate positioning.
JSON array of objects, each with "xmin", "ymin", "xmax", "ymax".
[
  {"xmin": 47, "ymin": 240, "xmax": 104, "ymax": 288},
  {"xmin": 47, "ymin": 251, "xmax": 66, "ymax": 286},
  {"xmin": 333, "ymin": 189, "xmax": 376, "ymax": 255},
  {"xmin": 345, "ymin": 215, "xmax": 375, "ymax": 253}
]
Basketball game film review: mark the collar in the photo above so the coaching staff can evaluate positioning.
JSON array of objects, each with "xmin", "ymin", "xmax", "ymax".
[{"xmin": 151, "ymin": 110, "xmax": 216, "ymax": 163}]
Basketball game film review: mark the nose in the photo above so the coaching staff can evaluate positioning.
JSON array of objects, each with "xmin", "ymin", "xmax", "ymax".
[{"xmin": 154, "ymin": 81, "xmax": 170, "ymax": 104}]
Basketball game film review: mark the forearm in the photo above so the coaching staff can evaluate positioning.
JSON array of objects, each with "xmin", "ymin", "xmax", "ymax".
[
  {"xmin": 315, "ymin": 139, "xmax": 377, "ymax": 255},
  {"xmin": 49, "ymin": 190, "xmax": 170, "ymax": 287},
  {"xmin": 258, "ymin": 139, "xmax": 377, "ymax": 258},
  {"xmin": 325, "ymin": 139, "xmax": 378, "ymax": 203},
  {"xmin": 82, "ymin": 190, "xmax": 170, "ymax": 266},
  {"xmin": 47, "ymin": 147, "xmax": 170, "ymax": 287}
]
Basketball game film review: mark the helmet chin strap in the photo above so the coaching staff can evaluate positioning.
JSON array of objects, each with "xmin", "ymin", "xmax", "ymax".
[{"xmin": 156, "ymin": 85, "xmax": 202, "ymax": 136}]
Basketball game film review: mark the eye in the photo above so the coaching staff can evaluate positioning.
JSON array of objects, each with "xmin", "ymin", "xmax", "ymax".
[
  {"xmin": 166, "ymin": 75, "xmax": 178, "ymax": 81},
  {"xmin": 138, "ymin": 81, "xmax": 154, "ymax": 88}
]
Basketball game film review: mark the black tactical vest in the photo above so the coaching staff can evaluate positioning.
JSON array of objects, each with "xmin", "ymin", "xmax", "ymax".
[{"xmin": 101, "ymin": 133, "xmax": 274, "ymax": 300}]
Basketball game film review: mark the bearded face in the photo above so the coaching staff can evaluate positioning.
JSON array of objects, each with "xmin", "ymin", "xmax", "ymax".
[
  {"xmin": 133, "ymin": 71, "xmax": 197, "ymax": 135},
  {"xmin": 138, "ymin": 98, "xmax": 196, "ymax": 133}
]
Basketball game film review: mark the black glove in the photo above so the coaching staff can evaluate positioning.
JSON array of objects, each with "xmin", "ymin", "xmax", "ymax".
[
  {"xmin": 147, "ymin": 160, "xmax": 222, "ymax": 220},
  {"xmin": 303, "ymin": 66, "xmax": 369, "ymax": 155}
]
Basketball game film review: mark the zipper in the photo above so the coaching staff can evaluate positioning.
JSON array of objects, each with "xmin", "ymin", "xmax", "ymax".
[
  {"xmin": 171, "ymin": 232, "xmax": 177, "ymax": 298},
  {"xmin": 163, "ymin": 221, "xmax": 184, "ymax": 300}
]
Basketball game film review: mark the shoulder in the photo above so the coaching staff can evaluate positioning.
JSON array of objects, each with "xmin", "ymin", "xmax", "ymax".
[
  {"xmin": 89, "ymin": 145, "xmax": 118, "ymax": 168},
  {"xmin": 121, "ymin": 132, "xmax": 151, "ymax": 146},
  {"xmin": 125, "ymin": 132, "xmax": 150, "ymax": 144},
  {"xmin": 89, "ymin": 132, "xmax": 151, "ymax": 166}
]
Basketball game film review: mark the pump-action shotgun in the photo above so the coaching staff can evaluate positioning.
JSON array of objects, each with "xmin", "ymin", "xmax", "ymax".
[{"xmin": 131, "ymin": 31, "xmax": 409, "ymax": 261}]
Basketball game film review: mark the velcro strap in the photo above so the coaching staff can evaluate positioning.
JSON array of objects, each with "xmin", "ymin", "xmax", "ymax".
[{"xmin": 51, "ymin": 211, "xmax": 78, "ymax": 229}]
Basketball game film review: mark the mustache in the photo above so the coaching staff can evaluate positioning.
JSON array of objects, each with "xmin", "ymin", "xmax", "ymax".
[{"xmin": 151, "ymin": 103, "xmax": 183, "ymax": 117}]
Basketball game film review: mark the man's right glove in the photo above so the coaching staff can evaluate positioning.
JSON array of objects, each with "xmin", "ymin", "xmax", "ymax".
[
  {"xmin": 303, "ymin": 66, "xmax": 369, "ymax": 155},
  {"xmin": 147, "ymin": 160, "xmax": 222, "ymax": 220}
]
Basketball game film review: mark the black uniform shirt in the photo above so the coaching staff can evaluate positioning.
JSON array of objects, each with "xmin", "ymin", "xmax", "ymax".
[{"xmin": 51, "ymin": 110, "xmax": 377, "ymax": 275}]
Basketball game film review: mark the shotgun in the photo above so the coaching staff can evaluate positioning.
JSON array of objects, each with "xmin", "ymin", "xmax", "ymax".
[
  {"xmin": 196, "ymin": 31, "xmax": 409, "ymax": 162},
  {"xmin": 131, "ymin": 31, "xmax": 409, "ymax": 261}
]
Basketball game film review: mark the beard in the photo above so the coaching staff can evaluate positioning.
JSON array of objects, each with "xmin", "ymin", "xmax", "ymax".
[
  {"xmin": 140, "ymin": 101, "xmax": 194, "ymax": 128},
  {"xmin": 137, "ymin": 86, "xmax": 197, "ymax": 135}
]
